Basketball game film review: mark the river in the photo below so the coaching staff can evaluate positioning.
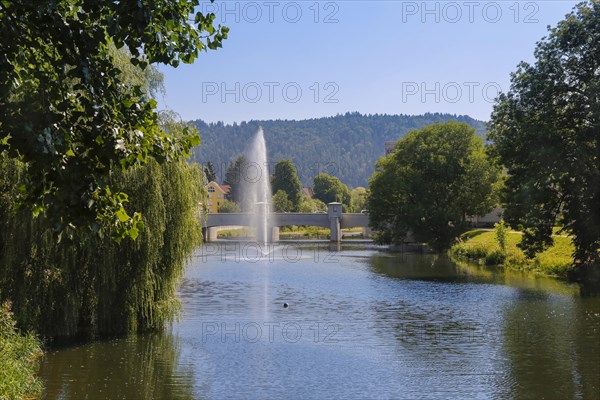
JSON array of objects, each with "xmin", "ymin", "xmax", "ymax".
[{"xmin": 39, "ymin": 242, "xmax": 600, "ymax": 399}]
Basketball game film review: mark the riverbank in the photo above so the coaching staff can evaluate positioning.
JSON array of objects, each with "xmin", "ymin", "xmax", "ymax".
[
  {"xmin": 449, "ymin": 229, "xmax": 575, "ymax": 278},
  {"xmin": 217, "ymin": 226, "xmax": 366, "ymax": 240},
  {"xmin": 0, "ymin": 302, "xmax": 43, "ymax": 399}
]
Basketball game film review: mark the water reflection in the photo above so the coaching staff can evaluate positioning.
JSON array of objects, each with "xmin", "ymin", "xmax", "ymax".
[
  {"xmin": 370, "ymin": 252, "xmax": 599, "ymax": 399},
  {"xmin": 40, "ymin": 245, "xmax": 600, "ymax": 399},
  {"xmin": 502, "ymin": 291, "xmax": 600, "ymax": 399},
  {"xmin": 40, "ymin": 333, "xmax": 198, "ymax": 399}
]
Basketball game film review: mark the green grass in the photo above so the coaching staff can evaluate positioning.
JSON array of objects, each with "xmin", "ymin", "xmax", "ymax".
[
  {"xmin": 217, "ymin": 228, "xmax": 254, "ymax": 238},
  {"xmin": 279, "ymin": 226, "xmax": 331, "ymax": 238},
  {"xmin": 450, "ymin": 229, "xmax": 575, "ymax": 278},
  {"xmin": 0, "ymin": 302, "xmax": 43, "ymax": 400},
  {"xmin": 217, "ymin": 226, "xmax": 363, "ymax": 240}
]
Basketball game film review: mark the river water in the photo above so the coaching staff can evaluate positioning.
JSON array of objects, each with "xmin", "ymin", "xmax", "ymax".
[{"xmin": 40, "ymin": 243, "xmax": 600, "ymax": 399}]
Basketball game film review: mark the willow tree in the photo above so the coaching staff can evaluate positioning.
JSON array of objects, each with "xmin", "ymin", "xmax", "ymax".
[
  {"xmin": 0, "ymin": 152, "xmax": 205, "ymax": 339},
  {"xmin": 489, "ymin": 1, "xmax": 600, "ymax": 270},
  {"xmin": 0, "ymin": 0, "xmax": 225, "ymax": 339}
]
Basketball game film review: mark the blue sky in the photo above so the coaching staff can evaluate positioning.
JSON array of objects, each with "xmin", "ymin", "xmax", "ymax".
[{"xmin": 158, "ymin": 1, "xmax": 579, "ymax": 123}]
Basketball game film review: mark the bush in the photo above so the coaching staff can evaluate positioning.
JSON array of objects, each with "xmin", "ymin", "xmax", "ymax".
[
  {"xmin": 218, "ymin": 200, "xmax": 241, "ymax": 213},
  {"xmin": 485, "ymin": 250, "xmax": 506, "ymax": 266},
  {"xmin": 0, "ymin": 302, "xmax": 43, "ymax": 399}
]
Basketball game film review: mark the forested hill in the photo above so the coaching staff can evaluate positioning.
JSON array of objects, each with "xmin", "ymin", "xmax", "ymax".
[{"xmin": 191, "ymin": 112, "xmax": 487, "ymax": 188}]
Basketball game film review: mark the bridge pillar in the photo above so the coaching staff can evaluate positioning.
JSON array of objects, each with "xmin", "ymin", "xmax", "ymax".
[
  {"xmin": 328, "ymin": 202, "xmax": 343, "ymax": 242},
  {"xmin": 271, "ymin": 227, "xmax": 280, "ymax": 241},
  {"xmin": 202, "ymin": 227, "xmax": 219, "ymax": 242}
]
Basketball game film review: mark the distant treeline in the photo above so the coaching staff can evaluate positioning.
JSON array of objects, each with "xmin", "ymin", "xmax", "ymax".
[{"xmin": 191, "ymin": 112, "xmax": 487, "ymax": 188}]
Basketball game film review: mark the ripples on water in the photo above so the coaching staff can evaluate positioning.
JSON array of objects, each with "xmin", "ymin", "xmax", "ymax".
[{"xmin": 40, "ymin": 243, "xmax": 600, "ymax": 399}]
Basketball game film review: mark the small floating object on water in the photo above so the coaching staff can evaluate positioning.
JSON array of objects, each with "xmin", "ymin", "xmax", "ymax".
[{"xmin": 283, "ymin": 303, "xmax": 289, "ymax": 308}]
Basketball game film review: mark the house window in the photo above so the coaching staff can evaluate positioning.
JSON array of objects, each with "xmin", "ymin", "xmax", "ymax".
[
  {"xmin": 208, "ymin": 186, "xmax": 215, "ymax": 193},
  {"xmin": 217, "ymin": 194, "xmax": 223, "ymax": 198}
]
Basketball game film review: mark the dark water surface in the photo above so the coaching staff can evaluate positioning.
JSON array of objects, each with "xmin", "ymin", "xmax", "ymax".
[{"xmin": 40, "ymin": 243, "xmax": 600, "ymax": 399}]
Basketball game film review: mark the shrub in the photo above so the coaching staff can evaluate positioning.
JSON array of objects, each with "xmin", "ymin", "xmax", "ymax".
[
  {"xmin": 485, "ymin": 250, "xmax": 506, "ymax": 266},
  {"xmin": 0, "ymin": 301, "xmax": 43, "ymax": 399}
]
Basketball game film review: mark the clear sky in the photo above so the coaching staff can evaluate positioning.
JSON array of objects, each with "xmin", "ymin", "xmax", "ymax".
[{"xmin": 158, "ymin": 0, "xmax": 579, "ymax": 123}]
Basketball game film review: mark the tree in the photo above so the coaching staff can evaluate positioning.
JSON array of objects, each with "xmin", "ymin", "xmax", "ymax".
[
  {"xmin": 224, "ymin": 155, "xmax": 249, "ymax": 209},
  {"xmin": 368, "ymin": 121, "xmax": 500, "ymax": 251},
  {"xmin": 218, "ymin": 200, "xmax": 241, "ymax": 213},
  {"xmin": 313, "ymin": 173, "xmax": 351, "ymax": 209},
  {"xmin": 299, "ymin": 197, "xmax": 327, "ymax": 213},
  {"xmin": 350, "ymin": 187, "xmax": 368, "ymax": 212},
  {"xmin": 0, "ymin": 0, "xmax": 228, "ymax": 240},
  {"xmin": 272, "ymin": 190, "xmax": 294, "ymax": 212},
  {"xmin": 488, "ymin": 1, "xmax": 600, "ymax": 268},
  {"xmin": 203, "ymin": 161, "xmax": 217, "ymax": 183},
  {"xmin": 0, "ymin": 153, "xmax": 205, "ymax": 339},
  {"xmin": 271, "ymin": 160, "xmax": 303, "ymax": 211}
]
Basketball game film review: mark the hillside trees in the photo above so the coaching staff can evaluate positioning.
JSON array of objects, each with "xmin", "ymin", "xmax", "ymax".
[{"xmin": 192, "ymin": 113, "xmax": 487, "ymax": 188}]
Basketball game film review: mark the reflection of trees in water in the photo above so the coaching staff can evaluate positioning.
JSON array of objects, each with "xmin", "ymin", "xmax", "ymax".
[
  {"xmin": 368, "ymin": 253, "xmax": 600, "ymax": 399},
  {"xmin": 502, "ymin": 290, "xmax": 600, "ymax": 399},
  {"xmin": 40, "ymin": 333, "xmax": 202, "ymax": 400},
  {"xmin": 369, "ymin": 253, "xmax": 466, "ymax": 282},
  {"xmin": 368, "ymin": 253, "xmax": 512, "ymax": 396}
]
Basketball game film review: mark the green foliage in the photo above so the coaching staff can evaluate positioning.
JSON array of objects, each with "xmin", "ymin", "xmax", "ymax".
[
  {"xmin": 271, "ymin": 160, "xmax": 303, "ymax": 211},
  {"xmin": 449, "ymin": 229, "xmax": 575, "ymax": 278},
  {"xmin": 0, "ymin": 0, "xmax": 227, "ymax": 240},
  {"xmin": 495, "ymin": 219, "xmax": 508, "ymax": 254},
  {"xmin": 350, "ymin": 187, "xmax": 368, "ymax": 212},
  {"xmin": 0, "ymin": 155, "xmax": 204, "ymax": 339},
  {"xmin": 298, "ymin": 197, "xmax": 327, "ymax": 213},
  {"xmin": 217, "ymin": 228, "xmax": 253, "ymax": 238},
  {"xmin": 272, "ymin": 190, "xmax": 294, "ymax": 212},
  {"xmin": 485, "ymin": 250, "xmax": 506, "ymax": 266},
  {"xmin": 203, "ymin": 161, "xmax": 217, "ymax": 183},
  {"xmin": 217, "ymin": 200, "xmax": 241, "ymax": 213},
  {"xmin": 488, "ymin": 1, "xmax": 600, "ymax": 267},
  {"xmin": 192, "ymin": 113, "xmax": 487, "ymax": 188},
  {"xmin": 368, "ymin": 121, "xmax": 501, "ymax": 252},
  {"xmin": 313, "ymin": 173, "xmax": 351, "ymax": 208},
  {"xmin": 224, "ymin": 155, "xmax": 250, "ymax": 209},
  {"xmin": 0, "ymin": 302, "xmax": 43, "ymax": 399},
  {"xmin": 279, "ymin": 226, "xmax": 330, "ymax": 239}
]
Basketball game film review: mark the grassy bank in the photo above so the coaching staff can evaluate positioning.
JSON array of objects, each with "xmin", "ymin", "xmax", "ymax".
[
  {"xmin": 218, "ymin": 226, "xmax": 365, "ymax": 240},
  {"xmin": 279, "ymin": 226, "xmax": 330, "ymax": 239},
  {"xmin": 449, "ymin": 229, "xmax": 575, "ymax": 278},
  {"xmin": 0, "ymin": 302, "xmax": 43, "ymax": 399},
  {"xmin": 217, "ymin": 228, "xmax": 255, "ymax": 238}
]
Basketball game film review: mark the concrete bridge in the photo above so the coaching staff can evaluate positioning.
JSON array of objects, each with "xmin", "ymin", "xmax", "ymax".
[{"xmin": 202, "ymin": 202, "xmax": 370, "ymax": 242}]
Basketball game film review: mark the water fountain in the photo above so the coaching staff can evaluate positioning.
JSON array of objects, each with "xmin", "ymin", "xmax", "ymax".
[{"xmin": 244, "ymin": 128, "xmax": 272, "ymax": 244}]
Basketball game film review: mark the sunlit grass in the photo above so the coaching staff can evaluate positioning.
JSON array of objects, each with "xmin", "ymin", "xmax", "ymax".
[
  {"xmin": 450, "ymin": 229, "xmax": 575, "ymax": 278},
  {"xmin": 217, "ymin": 228, "xmax": 254, "ymax": 238}
]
